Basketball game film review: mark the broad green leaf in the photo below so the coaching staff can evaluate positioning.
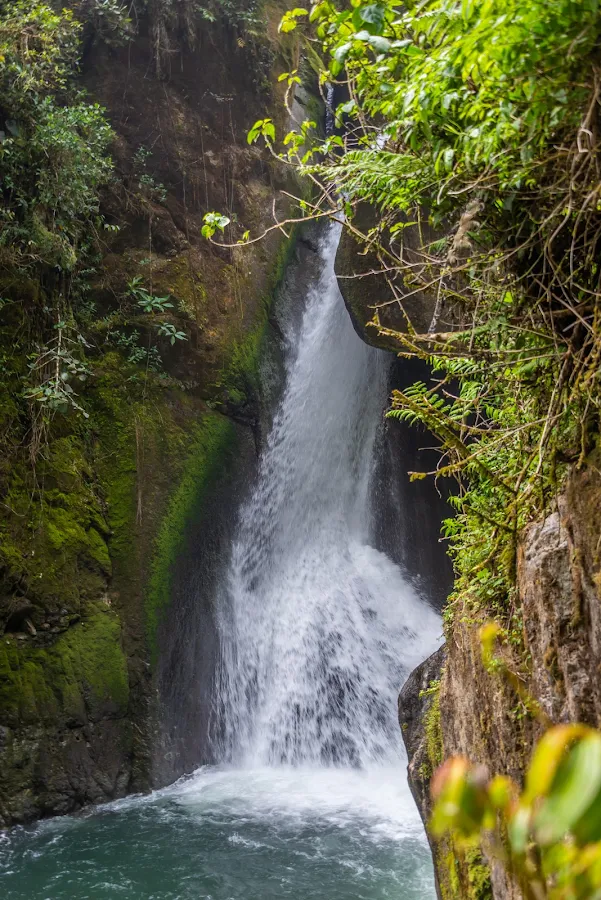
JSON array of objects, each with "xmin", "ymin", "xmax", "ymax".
[
  {"xmin": 333, "ymin": 41, "xmax": 352, "ymax": 64},
  {"xmin": 534, "ymin": 734, "xmax": 601, "ymax": 846},
  {"xmin": 278, "ymin": 8, "xmax": 308, "ymax": 32},
  {"xmin": 508, "ymin": 803, "xmax": 531, "ymax": 855},
  {"xmin": 525, "ymin": 725, "xmax": 591, "ymax": 803},
  {"xmin": 357, "ymin": 3, "xmax": 386, "ymax": 31}
]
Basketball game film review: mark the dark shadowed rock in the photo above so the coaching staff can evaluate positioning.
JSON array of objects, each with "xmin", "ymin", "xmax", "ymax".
[
  {"xmin": 335, "ymin": 206, "xmax": 456, "ymax": 349},
  {"xmin": 399, "ymin": 646, "xmax": 445, "ymax": 823},
  {"xmin": 399, "ymin": 645, "xmax": 446, "ymax": 900}
]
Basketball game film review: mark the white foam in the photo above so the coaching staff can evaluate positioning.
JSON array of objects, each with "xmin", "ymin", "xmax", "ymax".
[{"xmin": 172, "ymin": 764, "xmax": 427, "ymax": 843}]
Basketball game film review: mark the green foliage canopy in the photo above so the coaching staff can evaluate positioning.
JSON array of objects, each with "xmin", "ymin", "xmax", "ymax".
[
  {"xmin": 0, "ymin": 1, "xmax": 114, "ymax": 271},
  {"xmin": 237, "ymin": 0, "xmax": 601, "ymax": 628}
]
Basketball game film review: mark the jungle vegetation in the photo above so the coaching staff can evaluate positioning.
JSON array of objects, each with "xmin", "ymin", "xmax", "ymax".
[{"xmin": 0, "ymin": 0, "xmax": 263, "ymax": 463}]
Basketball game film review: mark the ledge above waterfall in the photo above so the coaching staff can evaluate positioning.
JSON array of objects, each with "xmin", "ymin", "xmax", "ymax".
[{"xmin": 334, "ymin": 205, "xmax": 462, "ymax": 352}]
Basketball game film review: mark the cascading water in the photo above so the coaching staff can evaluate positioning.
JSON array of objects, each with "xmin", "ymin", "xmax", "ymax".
[
  {"xmin": 215, "ymin": 224, "xmax": 440, "ymax": 769},
  {"xmin": 0, "ymin": 225, "xmax": 442, "ymax": 900}
]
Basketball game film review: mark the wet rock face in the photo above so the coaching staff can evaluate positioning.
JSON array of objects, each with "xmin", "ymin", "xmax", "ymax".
[
  {"xmin": 399, "ymin": 646, "xmax": 445, "ymax": 826},
  {"xmin": 334, "ymin": 206, "xmax": 459, "ymax": 349},
  {"xmin": 373, "ymin": 358, "xmax": 454, "ymax": 610},
  {"xmin": 519, "ymin": 465, "xmax": 601, "ymax": 728},
  {"xmin": 0, "ymin": 10, "xmax": 301, "ymax": 828},
  {"xmin": 0, "ymin": 607, "xmax": 132, "ymax": 827},
  {"xmin": 399, "ymin": 461, "xmax": 601, "ymax": 899}
]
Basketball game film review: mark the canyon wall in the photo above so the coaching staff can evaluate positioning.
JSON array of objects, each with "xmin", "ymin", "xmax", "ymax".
[{"xmin": 0, "ymin": 3, "xmax": 310, "ymax": 826}]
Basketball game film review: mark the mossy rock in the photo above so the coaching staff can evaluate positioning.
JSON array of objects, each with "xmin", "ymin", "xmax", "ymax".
[
  {"xmin": 0, "ymin": 604, "xmax": 129, "ymax": 729},
  {"xmin": 146, "ymin": 411, "xmax": 238, "ymax": 661}
]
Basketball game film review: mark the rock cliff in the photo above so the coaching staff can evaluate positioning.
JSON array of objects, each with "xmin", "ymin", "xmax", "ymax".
[
  {"xmin": 397, "ymin": 459, "xmax": 601, "ymax": 899},
  {"xmin": 335, "ymin": 210, "xmax": 601, "ymax": 900},
  {"xmin": 335, "ymin": 206, "xmax": 462, "ymax": 351},
  {"xmin": 0, "ymin": 2, "xmax": 303, "ymax": 826}
]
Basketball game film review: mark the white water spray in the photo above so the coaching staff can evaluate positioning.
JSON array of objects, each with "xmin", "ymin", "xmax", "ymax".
[{"xmin": 215, "ymin": 225, "xmax": 441, "ymax": 768}]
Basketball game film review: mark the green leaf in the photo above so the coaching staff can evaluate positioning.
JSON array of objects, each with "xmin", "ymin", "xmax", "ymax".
[
  {"xmin": 357, "ymin": 3, "xmax": 386, "ymax": 32},
  {"xmin": 525, "ymin": 725, "xmax": 589, "ymax": 803},
  {"xmin": 247, "ymin": 119, "xmax": 275, "ymax": 144},
  {"xmin": 310, "ymin": 2, "xmax": 329, "ymax": 22},
  {"xmin": 333, "ymin": 41, "xmax": 352, "ymax": 64},
  {"xmin": 278, "ymin": 8, "xmax": 308, "ymax": 33},
  {"xmin": 369, "ymin": 34, "xmax": 390, "ymax": 53},
  {"xmin": 202, "ymin": 212, "xmax": 230, "ymax": 238},
  {"xmin": 534, "ymin": 733, "xmax": 601, "ymax": 846}
]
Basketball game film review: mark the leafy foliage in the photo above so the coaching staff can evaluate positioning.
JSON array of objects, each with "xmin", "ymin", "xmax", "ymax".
[
  {"xmin": 23, "ymin": 322, "xmax": 92, "ymax": 417},
  {"xmin": 201, "ymin": 211, "xmax": 231, "ymax": 238},
  {"xmin": 432, "ymin": 721, "xmax": 601, "ymax": 899},
  {"xmin": 0, "ymin": 1, "xmax": 114, "ymax": 270},
  {"xmin": 216, "ymin": 0, "xmax": 601, "ymax": 632},
  {"xmin": 133, "ymin": 145, "xmax": 167, "ymax": 203},
  {"xmin": 0, "ymin": 0, "xmax": 192, "ymax": 439},
  {"xmin": 157, "ymin": 322, "xmax": 187, "ymax": 345},
  {"xmin": 0, "ymin": 0, "xmax": 121, "ymax": 450},
  {"xmin": 247, "ymin": 117, "xmax": 276, "ymax": 144},
  {"xmin": 127, "ymin": 276, "xmax": 174, "ymax": 314}
]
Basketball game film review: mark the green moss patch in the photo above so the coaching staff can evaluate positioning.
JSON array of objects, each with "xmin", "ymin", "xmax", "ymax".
[
  {"xmin": 0, "ymin": 434, "xmax": 112, "ymax": 614},
  {"xmin": 146, "ymin": 412, "xmax": 237, "ymax": 660},
  {"xmin": 465, "ymin": 848, "xmax": 493, "ymax": 900},
  {"xmin": 0, "ymin": 605, "xmax": 129, "ymax": 728},
  {"xmin": 418, "ymin": 679, "xmax": 443, "ymax": 781},
  {"xmin": 216, "ymin": 226, "xmax": 298, "ymax": 403}
]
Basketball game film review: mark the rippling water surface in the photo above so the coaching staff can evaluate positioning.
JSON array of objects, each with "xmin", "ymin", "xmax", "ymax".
[{"xmin": 0, "ymin": 767, "xmax": 435, "ymax": 899}]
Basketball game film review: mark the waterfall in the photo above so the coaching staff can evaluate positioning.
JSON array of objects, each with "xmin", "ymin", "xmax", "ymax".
[
  {"xmin": 214, "ymin": 224, "xmax": 441, "ymax": 768},
  {"xmin": 0, "ymin": 225, "xmax": 442, "ymax": 900},
  {"xmin": 325, "ymin": 83, "xmax": 335, "ymax": 136}
]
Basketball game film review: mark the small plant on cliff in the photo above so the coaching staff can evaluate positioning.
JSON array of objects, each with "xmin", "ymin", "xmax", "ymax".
[
  {"xmin": 24, "ymin": 323, "xmax": 91, "ymax": 416},
  {"xmin": 125, "ymin": 277, "xmax": 188, "ymax": 345},
  {"xmin": 432, "ymin": 724, "xmax": 601, "ymax": 899},
  {"xmin": 157, "ymin": 322, "xmax": 187, "ymax": 344},
  {"xmin": 132, "ymin": 145, "xmax": 167, "ymax": 203},
  {"xmin": 127, "ymin": 276, "xmax": 174, "ymax": 314}
]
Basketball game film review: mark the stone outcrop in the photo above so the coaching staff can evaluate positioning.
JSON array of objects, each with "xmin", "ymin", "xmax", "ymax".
[
  {"xmin": 399, "ymin": 646, "xmax": 446, "ymax": 900},
  {"xmin": 338, "ymin": 191, "xmax": 601, "ymax": 899},
  {"xmin": 399, "ymin": 647, "xmax": 445, "ymax": 825},
  {"xmin": 334, "ymin": 206, "xmax": 461, "ymax": 349},
  {"xmin": 519, "ymin": 464, "xmax": 601, "ymax": 727},
  {"xmin": 399, "ymin": 459, "xmax": 601, "ymax": 899}
]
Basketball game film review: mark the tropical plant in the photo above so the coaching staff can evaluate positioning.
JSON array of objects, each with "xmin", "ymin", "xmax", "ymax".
[
  {"xmin": 432, "ymin": 714, "xmax": 601, "ymax": 899},
  {"xmin": 157, "ymin": 322, "xmax": 187, "ymax": 344},
  {"xmin": 201, "ymin": 0, "xmax": 601, "ymax": 624},
  {"xmin": 127, "ymin": 276, "xmax": 174, "ymax": 314}
]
